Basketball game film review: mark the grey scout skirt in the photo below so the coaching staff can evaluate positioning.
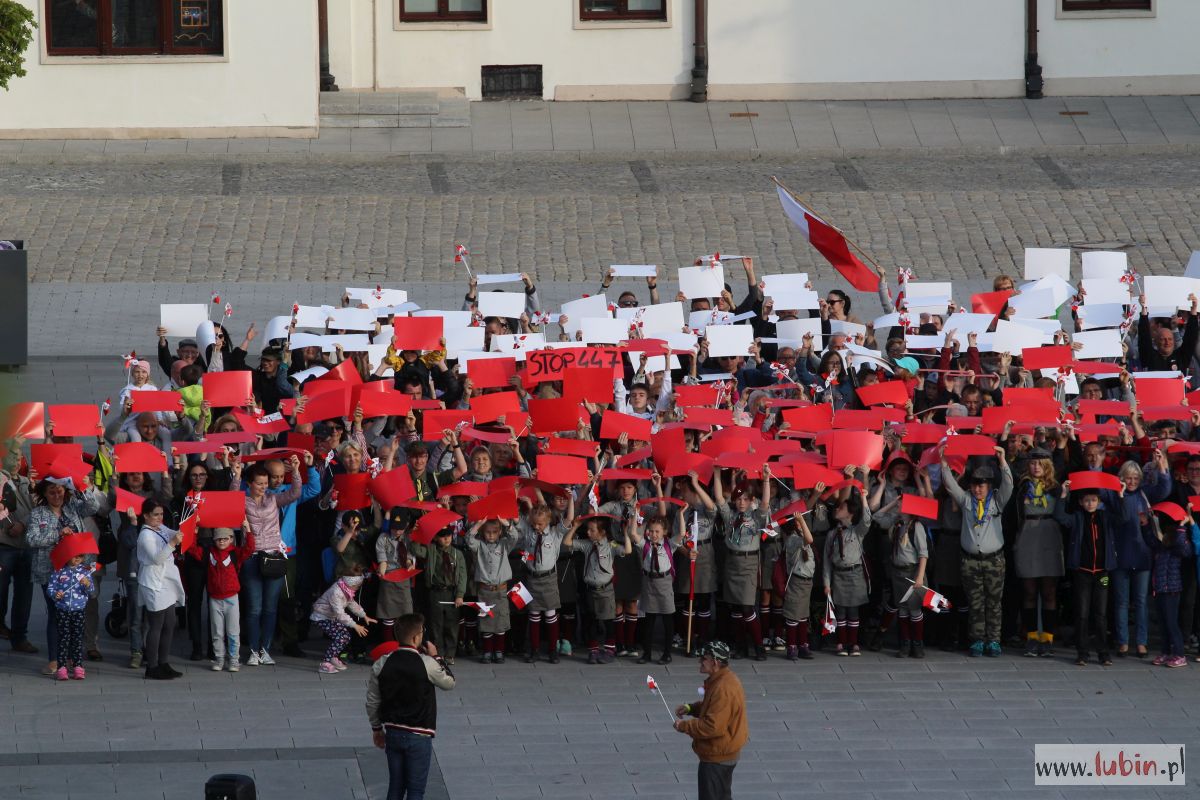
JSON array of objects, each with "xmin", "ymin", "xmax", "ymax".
[
  {"xmin": 723, "ymin": 551, "xmax": 759, "ymax": 606},
  {"xmin": 831, "ymin": 564, "xmax": 868, "ymax": 607},
  {"xmin": 525, "ymin": 569, "xmax": 560, "ymax": 612},
  {"xmin": 376, "ymin": 579, "xmax": 413, "ymax": 620},
  {"xmin": 476, "ymin": 584, "xmax": 511, "ymax": 634}
]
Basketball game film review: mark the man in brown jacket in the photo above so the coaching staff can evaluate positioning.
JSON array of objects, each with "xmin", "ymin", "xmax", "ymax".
[{"xmin": 674, "ymin": 640, "xmax": 749, "ymax": 800}]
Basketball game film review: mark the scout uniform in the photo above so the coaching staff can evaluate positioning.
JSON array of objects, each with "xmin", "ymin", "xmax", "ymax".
[
  {"xmin": 780, "ymin": 529, "xmax": 816, "ymax": 660},
  {"xmin": 574, "ymin": 536, "xmax": 623, "ymax": 663},
  {"xmin": 638, "ymin": 535, "xmax": 676, "ymax": 664},
  {"xmin": 410, "ymin": 534, "xmax": 467, "ymax": 662},
  {"xmin": 466, "ymin": 523, "xmax": 518, "ymax": 663},
  {"xmin": 375, "ymin": 531, "xmax": 414, "ymax": 621},
  {"xmin": 516, "ymin": 518, "xmax": 567, "ymax": 662},
  {"xmin": 888, "ymin": 518, "xmax": 930, "ymax": 658}
]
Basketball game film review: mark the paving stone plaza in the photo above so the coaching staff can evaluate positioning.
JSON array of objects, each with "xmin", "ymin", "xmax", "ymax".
[{"xmin": 3, "ymin": 98, "xmax": 1200, "ymax": 799}]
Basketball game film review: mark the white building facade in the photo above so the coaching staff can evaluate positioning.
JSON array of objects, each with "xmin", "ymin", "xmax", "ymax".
[{"xmin": 1, "ymin": 0, "xmax": 1197, "ymax": 138}]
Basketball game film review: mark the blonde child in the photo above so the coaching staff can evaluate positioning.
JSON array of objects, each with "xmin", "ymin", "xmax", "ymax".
[{"xmin": 466, "ymin": 518, "xmax": 518, "ymax": 663}]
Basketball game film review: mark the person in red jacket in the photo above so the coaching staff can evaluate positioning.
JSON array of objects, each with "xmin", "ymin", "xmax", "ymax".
[{"xmin": 186, "ymin": 523, "xmax": 255, "ymax": 672}]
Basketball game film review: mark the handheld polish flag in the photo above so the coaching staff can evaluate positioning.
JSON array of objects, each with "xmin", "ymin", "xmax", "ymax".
[
  {"xmin": 508, "ymin": 581, "xmax": 533, "ymax": 610},
  {"xmin": 454, "ymin": 244, "xmax": 474, "ymax": 278},
  {"xmin": 646, "ymin": 675, "xmax": 676, "ymax": 724},
  {"xmin": 901, "ymin": 578, "xmax": 952, "ymax": 613},
  {"xmin": 774, "ymin": 179, "xmax": 879, "ymax": 292},
  {"xmin": 823, "ymin": 598, "xmax": 838, "ymax": 634},
  {"xmin": 439, "ymin": 600, "xmax": 496, "ymax": 617}
]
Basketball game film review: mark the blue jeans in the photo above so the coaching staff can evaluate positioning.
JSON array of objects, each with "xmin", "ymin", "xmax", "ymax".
[
  {"xmin": 241, "ymin": 555, "xmax": 284, "ymax": 652},
  {"xmin": 385, "ymin": 729, "xmax": 433, "ymax": 800},
  {"xmin": 0, "ymin": 546, "xmax": 33, "ymax": 644},
  {"xmin": 41, "ymin": 584, "xmax": 59, "ymax": 664},
  {"xmin": 1156, "ymin": 591, "xmax": 1184, "ymax": 657},
  {"xmin": 1111, "ymin": 568, "xmax": 1150, "ymax": 648},
  {"xmin": 122, "ymin": 578, "xmax": 145, "ymax": 655}
]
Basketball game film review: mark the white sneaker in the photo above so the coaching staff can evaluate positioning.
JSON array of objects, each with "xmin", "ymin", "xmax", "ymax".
[
  {"xmin": 247, "ymin": 651, "xmax": 261, "ymax": 667},
  {"xmin": 211, "ymin": 659, "xmax": 224, "ymax": 671},
  {"xmin": 227, "ymin": 659, "xmax": 240, "ymax": 673},
  {"xmin": 258, "ymin": 650, "xmax": 276, "ymax": 666}
]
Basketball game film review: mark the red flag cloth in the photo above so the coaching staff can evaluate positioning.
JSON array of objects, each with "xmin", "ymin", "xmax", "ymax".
[
  {"xmin": 1136, "ymin": 378, "xmax": 1185, "ymax": 408},
  {"xmin": 130, "ymin": 391, "xmax": 184, "ymax": 414},
  {"xmin": 468, "ymin": 357, "xmax": 518, "ymax": 390},
  {"xmin": 203, "ymin": 371, "xmax": 253, "ymax": 408},
  {"xmin": 535, "ymin": 454, "xmax": 590, "ymax": 485},
  {"xmin": 114, "ymin": 442, "xmax": 167, "ymax": 473},
  {"xmin": 467, "ymin": 491, "xmax": 519, "ymax": 522},
  {"xmin": 48, "ymin": 404, "xmax": 101, "ymax": 438},
  {"xmin": 854, "ymin": 380, "xmax": 909, "ymax": 407},
  {"xmin": 369, "ymin": 468, "xmax": 417, "ymax": 511},
  {"xmin": 684, "ymin": 407, "xmax": 736, "ymax": 427},
  {"xmin": 115, "ymin": 487, "xmax": 145, "ymax": 516},
  {"xmin": 313, "ymin": 359, "xmax": 364, "ymax": 386},
  {"xmin": 178, "ymin": 514, "xmax": 198, "ymax": 555},
  {"xmin": 381, "ymin": 567, "xmax": 422, "ymax": 583},
  {"xmin": 1021, "ymin": 346, "xmax": 1073, "ymax": 372},
  {"xmin": 31, "ymin": 444, "xmax": 82, "ymax": 478},
  {"xmin": 469, "ymin": 391, "xmax": 522, "ymax": 424},
  {"xmin": 195, "ymin": 491, "xmax": 246, "ymax": 528},
  {"xmin": 545, "ymin": 437, "xmax": 599, "ymax": 459},
  {"xmin": 437, "ymin": 481, "xmax": 490, "ymax": 499},
  {"xmin": 944, "ymin": 434, "xmax": 998, "ymax": 457},
  {"xmin": 1067, "ymin": 471, "xmax": 1122, "ymax": 493},
  {"xmin": 392, "ymin": 317, "xmax": 443, "ymax": 352},
  {"xmin": 333, "ymin": 473, "xmax": 372, "ymax": 510},
  {"xmin": 355, "ymin": 389, "xmax": 413, "ymax": 419},
  {"xmin": 776, "ymin": 185, "xmax": 879, "ymax": 292},
  {"xmin": 675, "ymin": 385, "xmax": 719, "ymax": 407},
  {"xmin": 781, "ymin": 404, "xmax": 833, "ymax": 432},
  {"xmin": 2, "ymin": 402, "xmax": 45, "ymax": 441},
  {"xmin": 600, "ymin": 410, "xmax": 652, "ymax": 441},
  {"xmin": 970, "ymin": 289, "xmax": 1013, "ymax": 316},
  {"xmin": 901, "ymin": 494, "xmax": 939, "ymax": 520},
  {"xmin": 563, "ymin": 367, "xmax": 615, "ymax": 405},
  {"xmin": 826, "ymin": 430, "xmax": 884, "ymax": 470},
  {"xmin": 297, "ymin": 386, "xmax": 352, "ymax": 424},
  {"xmin": 414, "ymin": 509, "xmax": 461, "ymax": 545},
  {"xmin": 528, "ymin": 398, "xmax": 585, "ymax": 435}
]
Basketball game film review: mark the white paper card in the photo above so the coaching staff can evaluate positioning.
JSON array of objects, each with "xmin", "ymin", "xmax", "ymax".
[
  {"xmin": 560, "ymin": 295, "xmax": 610, "ymax": 337},
  {"xmin": 760, "ymin": 274, "xmax": 810, "ymax": 296},
  {"xmin": 1077, "ymin": 303, "xmax": 1129, "ymax": 330},
  {"xmin": 293, "ymin": 305, "xmax": 335, "ymax": 329},
  {"xmin": 580, "ymin": 317, "xmax": 629, "ymax": 345},
  {"xmin": 475, "ymin": 274, "xmax": 524, "ymax": 286},
  {"xmin": 990, "ymin": 320, "xmax": 1047, "ymax": 354},
  {"xmin": 704, "ymin": 325, "xmax": 753, "ymax": 358},
  {"xmin": 1023, "ymin": 248, "xmax": 1071, "ymax": 281},
  {"xmin": 346, "ymin": 288, "xmax": 408, "ymax": 308},
  {"xmin": 873, "ymin": 312, "xmax": 905, "ymax": 329},
  {"xmin": 627, "ymin": 352, "xmax": 681, "ymax": 374},
  {"xmin": 364, "ymin": 344, "xmax": 392, "ymax": 376},
  {"xmin": 775, "ymin": 318, "xmax": 823, "ymax": 344},
  {"xmin": 1072, "ymin": 329, "xmax": 1122, "ymax": 360},
  {"xmin": 609, "ymin": 265, "xmax": 658, "ymax": 278},
  {"xmin": 321, "ymin": 335, "xmax": 370, "ymax": 353},
  {"xmin": 264, "ymin": 316, "xmax": 292, "ymax": 344},
  {"xmin": 327, "ymin": 307, "xmax": 378, "ymax": 332},
  {"xmin": 477, "ymin": 292, "xmax": 527, "ymax": 319},
  {"xmin": 664, "ymin": 331, "xmax": 699, "ymax": 351},
  {"xmin": 1022, "ymin": 274, "xmax": 1076, "ymax": 308},
  {"xmin": 943, "ymin": 312, "xmax": 996, "ymax": 339},
  {"xmin": 689, "ymin": 310, "xmax": 733, "ymax": 335},
  {"xmin": 629, "ymin": 302, "xmax": 685, "ymax": 336},
  {"xmin": 905, "ymin": 296, "xmax": 952, "ymax": 315},
  {"xmin": 769, "ymin": 289, "xmax": 820, "ymax": 311},
  {"xmin": 490, "ymin": 333, "xmax": 546, "ymax": 359},
  {"xmin": 159, "ymin": 304, "xmax": 209, "ymax": 337},
  {"xmin": 829, "ymin": 320, "xmax": 868, "ymax": 340},
  {"xmin": 1144, "ymin": 276, "xmax": 1199, "ymax": 310},
  {"xmin": 289, "ymin": 332, "xmax": 324, "ymax": 350},
  {"xmin": 678, "ymin": 265, "xmax": 725, "ymax": 299},
  {"xmin": 903, "ymin": 282, "xmax": 953, "ymax": 302},
  {"xmin": 413, "ymin": 309, "xmax": 472, "ymax": 329},
  {"xmin": 1081, "ymin": 252, "xmax": 1128, "ymax": 279},
  {"xmin": 1007, "ymin": 288, "xmax": 1058, "ymax": 319},
  {"xmin": 196, "ymin": 320, "xmax": 216, "ymax": 353},
  {"xmin": 1081, "ymin": 278, "xmax": 1132, "ymax": 306},
  {"xmin": 290, "ymin": 367, "xmax": 329, "ymax": 383},
  {"xmin": 1185, "ymin": 252, "xmax": 1200, "ymax": 279},
  {"xmin": 443, "ymin": 327, "xmax": 485, "ymax": 359}
]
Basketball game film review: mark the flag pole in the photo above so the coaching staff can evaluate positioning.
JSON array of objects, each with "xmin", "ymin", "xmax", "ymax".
[
  {"xmin": 770, "ymin": 175, "xmax": 884, "ymax": 272},
  {"xmin": 649, "ymin": 678, "xmax": 677, "ymax": 723}
]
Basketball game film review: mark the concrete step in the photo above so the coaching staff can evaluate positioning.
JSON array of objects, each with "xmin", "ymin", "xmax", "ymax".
[
  {"xmin": 319, "ymin": 113, "xmax": 468, "ymax": 128},
  {"xmin": 319, "ymin": 90, "xmax": 470, "ymax": 129}
]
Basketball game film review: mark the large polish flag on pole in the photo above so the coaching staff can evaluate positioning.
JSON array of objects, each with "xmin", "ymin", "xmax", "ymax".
[{"xmin": 775, "ymin": 184, "xmax": 880, "ymax": 293}]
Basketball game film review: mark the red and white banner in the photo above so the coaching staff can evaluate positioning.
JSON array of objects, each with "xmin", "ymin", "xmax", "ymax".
[{"xmin": 776, "ymin": 185, "xmax": 879, "ymax": 292}]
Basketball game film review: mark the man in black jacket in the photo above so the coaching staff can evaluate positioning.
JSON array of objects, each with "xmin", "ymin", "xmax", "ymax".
[
  {"xmin": 1137, "ymin": 292, "xmax": 1198, "ymax": 373},
  {"xmin": 366, "ymin": 613, "xmax": 455, "ymax": 800}
]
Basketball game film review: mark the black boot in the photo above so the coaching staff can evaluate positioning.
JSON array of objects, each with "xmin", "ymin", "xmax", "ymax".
[
  {"xmin": 636, "ymin": 650, "xmax": 652, "ymax": 665},
  {"xmin": 753, "ymin": 646, "xmax": 768, "ymax": 662},
  {"xmin": 657, "ymin": 653, "xmax": 672, "ymax": 665}
]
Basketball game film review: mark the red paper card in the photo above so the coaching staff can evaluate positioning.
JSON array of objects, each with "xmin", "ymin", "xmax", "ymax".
[
  {"xmin": 562, "ymin": 367, "xmax": 615, "ymax": 405},
  {"xmin": 462, "ymin": 427, "xmax": 513, "ymax": 445},
  {"xmin": 1140, "ymin": 406, "xmax": 1194, "ymax": 422},
  {"xmin": 832, "ymin": 408, "xmax": 903, "ymax": 430},
  {"xmin": 1075, "ymin": 422, "xmax": 1122, "ymax": 442},
  {"xmin": 467, "ymin": 491, "xmax": 518, "ymax": 522},
  {"xmin": 333, "ymin": 473, "xmax": 372, "ymax": 510},
  {"xmin": 1002, "ymin": 387, "xmax": 1056, "ymax": 406},
  {"xmin": 781, "ymin": 404, "xmax": 833, "ymax": 432},
  {"xmin": 944, "ymin": 434, "xmax": 998, "ymax": 457},
  {"xmin": 48, "ymin": 404, "xmax": 101, "ymax": 438},
  {"xmin": 47, "ymin": 454, "xmax": 91, "ymax": 489},
  {"xmin": 470, "ymin": 391, "xmax": 522, "ymax": 424},
  {"xmin": 414, "ymin": 509, "xmax": 461, "ymax": 545},
  {"xmin": 700, "ymin": 436, "xmax": 748, "ymax": 459},
  {"xmin": 1189, "ymin": 496, "xmax": 1200, "ymax": 512},
  {"xmin": 370, "ymin": 468, "xmax": 417, "ymax": 511},
  {"xmin": 714, "ymin": 451, "xmax": 764, "ymax": 473},
  {"xmin": 113, "ymin": 442, "xmax": 167, "ymax": 473},
  {"xmin": 178, "ymin": 514, "xmax": 197, "ymax": 555},
  {"xmin": 528, "ymin": 398, "xmax": 585, "ymax": 435},
  {"xmin": 970, "ymin": 289, "xmax": 1012, "ymax": 316},
  {"xmin": 684, "ymin": 407, "xmax": 735, "ymax": 427},
  {"xmin": 826, "ymin": 430, "xmax": 884, "ymax": 470},
  {"xmin": 468, "ymin": 357, "xmax": 518, "ymax": 390},
  {"xmin": 203, "ymin": 371, "xmax": 254, "ymax": 408},
  {"xmin": 545, "ymin": 437, "xmax": 599, "ymax": 459},
  {"xmin": 900, "ymin": 494, "xmax": 939, "ymax": 520},
  {"xmin": 662, "ymin": 452, "xmax": 715, "ymax": 483},
  {"xmin": 1136, "ymin": 378, "xmax": 1185, "ymax": 408},
  {"xmin": 790, "ymin": 463, "xmax": 844, "ymax": 490},
  {"xmin": 2, "ymin": 402, "xmax": 45, "ymax": 441},
  {"xmin": 675, "ymin": 385, "xmax": 719, "ymax": 407},
  {"xmin": 195, "ymin": 491, "xmax": 246, "ymax": 528},
  {"xmin": 1021, "ymin": 346, "xmax": 1073, "ymax": 372},
  {"xmin": 599, "ymin": 468, "xmax": 653, "ymax": 482},
  {"xmin": 615, "ymin": 447, "xmax": 651, "ymax": 468},
  {"xmin": 297, "ymin": 386, "xmax": 352, "ymax": 424},
  {"xmin": 944, "ymin": 416, "xmax": 983, "ymax": 431},
  {"xmin": 525, "ymin": 347, "xmax": 623, "ymax": 384},
  {"xmin": 314, "ymin": 359, "xmax": 364, "ymax": 386},
  {"xmin": 392, "ymin": 317, "xmax": 443, "ymax": 352},
  {"xmin": 771, "ymin": 498, "xmax": 808, "ymax": 525},
  {"xmin": 239, "ymin": 447, "xmax": 309, "ymax": 463},
  {"xmin": 535, "ymin": 454, "xmax": 590, "ymax": 485},
  {"xmin": 232, "ymin": 410, "xmax": 291, "ymax": 435},
  {"xmin": 600, "ymin": 410, "xmax": 652, "ymax": 441},
  {"xmin": 437, "ymin": 481, "xmax": 490, "ymax": 499},
  {"xmin": 31, "ymin": 443, "xmax": 82, "ymax": 477},
  {"xmin": 855, "ymin": 380, "xmax": 909, "ymax": 407},
  {"xmin": 355, "ymin": 389, "xmax": 413, "ymax": 419},
  {"xmin": 287, "ymin": 433, "xmax": 316, "ymax": 455},
  {"xmin": 1067, "ymin": 471, "xmax": 1121, "ymax": 493},
  {"xmin": 895, "ymin": 423, "xmax": 947, "ymax": 444},
  {"xmin": 382, "ymin": 567, "xmax": 422, "ymax": 583},
  {"xmin": 130, "ymin": 391, "xmax": 184, "ymax": 414},
  {"xmin": 115, "ymin": 487, "xmax": 145, "ymax": 516},
  {"xmin": 206, "ymin": 431, "xmax": 258, "ymax": 445},
  {"xmin": 651, "ymin": 425, "xmax": 687, "ymax": 472},
  {"xmin": 421, "ymin": 409, "xmax": 473, "ymax": 441},
  {"xmin": 169, "ymin": 441, "xmax": 224, "ymax": 456}
]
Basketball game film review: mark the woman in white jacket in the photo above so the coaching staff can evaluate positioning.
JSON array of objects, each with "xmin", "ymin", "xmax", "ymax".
[{"xmin": 137, "ymin": 499, "xmax": 185, "ymax": 680}]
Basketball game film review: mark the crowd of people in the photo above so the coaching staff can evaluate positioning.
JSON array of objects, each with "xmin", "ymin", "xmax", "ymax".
[{"xmin": 2, "ymin": 249, "xmax": 1200, "ymax": 682}]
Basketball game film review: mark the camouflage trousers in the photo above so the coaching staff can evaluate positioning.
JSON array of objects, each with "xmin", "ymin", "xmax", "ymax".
[{"xmin": 960, "ymin": 550, "xmax": 1005, "ymax": 643}]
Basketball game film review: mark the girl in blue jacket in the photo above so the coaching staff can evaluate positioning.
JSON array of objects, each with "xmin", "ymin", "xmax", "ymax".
[{"xmin": 1143, "ymin": 503, "xmax": 1196, "ymax": 669}]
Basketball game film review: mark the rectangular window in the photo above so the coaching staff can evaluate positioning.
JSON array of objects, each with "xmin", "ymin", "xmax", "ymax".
[
  {"xmin": 580, "ymin": 0, "xmax": 666, "ymax": 21},
  {"xmin": 1060, "ymin": 1, "xmax": 1151, "ymax": 10},
  {"xmin": 399, "ymin": 0, "xmax": 486, "ymax": 22},
  {"xmin": 46, "ymin": 0, "xmax": 223, "ymax": 55}
]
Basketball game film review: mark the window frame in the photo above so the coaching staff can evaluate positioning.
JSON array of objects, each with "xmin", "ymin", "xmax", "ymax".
[
  {"xmin": 1059, "ymin": 0, "xmax": 1153, "ymax": 12},
  {"xmin": 398, "ymin": 0, "xmax": 487, "ymax": 23},
  {"xmin": 579, "ymin": 0, "xmax": 667, "ymax": 22},
  {"xmin": 44, "ymin": 0, "xmax": 224, "ymax": 57}
]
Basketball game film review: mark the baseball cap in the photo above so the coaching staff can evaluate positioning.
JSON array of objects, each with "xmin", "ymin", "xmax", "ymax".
[
  {"xmin": 895, "ymin": 356, "xmax": 919, "ymax": 375},
  {"xmin": 698, "ymin": 640, "xmax": 731, "ymax": 663}
]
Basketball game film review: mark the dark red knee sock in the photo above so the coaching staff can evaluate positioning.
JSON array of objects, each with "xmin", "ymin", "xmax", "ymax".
[
  {"xmin": 911, "ymin": 617, "xmax": 925, "ymax": 642},
  {"xmin": 898, "ymin": 617, "xmax": 911, "ymax": 641},
  {"xmin": 614, "ymin": 616, "xmax": 626, "ymax": 647},
  {"xmin": 798, "ymin": 620, "xmax": 810, "ymax": 648},
  {"xmin": 547, "ymin": 618, "xmax": 560, "ymax": 646},
  {"xmin": 528, "ymin": 616, "xmax": 542, "ymax": 653},
  {"xmin": 785, "ymin": 621, "xmax": 798, "ymax": 647},
  {"xmin": 747, "ymin": 612, "xmax": 762, "ymax": 647},
  {"xmin": 624, "ymin": 617, "xmax": 638, "ymax": 648}
]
